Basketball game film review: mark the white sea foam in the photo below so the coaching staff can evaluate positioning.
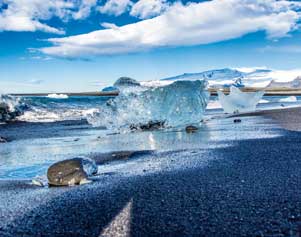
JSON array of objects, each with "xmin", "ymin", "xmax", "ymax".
[
  {"xmin": 18, "ymin": 107, "xmax": 99, "ymax": 123},
  {"xmin": 0, "ymin": 94, "xmax": 26, "ymax": 122}
]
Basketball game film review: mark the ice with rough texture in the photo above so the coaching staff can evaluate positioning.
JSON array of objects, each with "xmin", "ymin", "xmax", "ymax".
[
  {"xmin": 87, "ymin": 80, "xmax": 209, "ymax": 131},
  {"xmin": 217, "ymin": 86, "xmax": 264, "ymax": 114}
]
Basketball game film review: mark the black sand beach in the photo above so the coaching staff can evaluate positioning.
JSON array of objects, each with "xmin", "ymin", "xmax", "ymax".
[{"xmin": 1, "ymin": 108, "xmax": 301, "ymax": 236}]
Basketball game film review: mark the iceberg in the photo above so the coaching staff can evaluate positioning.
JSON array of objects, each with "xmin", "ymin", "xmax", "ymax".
[
  {"xmin": 217, "ymin": 86, "xmax": 264, "ymax": 114},
  {"xmin": 47, "ymin": 94, "xmax": 69, "ymax": 99},
  {"xmin": 87, "ymin": 80, "xmax": 209, "ymax": 131}
]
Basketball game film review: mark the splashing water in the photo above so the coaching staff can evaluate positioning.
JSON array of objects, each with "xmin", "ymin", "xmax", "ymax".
[
  {"xmin": 87, "ymin": 80, "xmax": 209, "ymax": 131},
  {"xmin": 0, "ymin": 94, "xmax": 27, "ymax": 122}
]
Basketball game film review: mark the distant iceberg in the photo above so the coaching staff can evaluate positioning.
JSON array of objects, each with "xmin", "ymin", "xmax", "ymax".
[
  {"xmin": 47, "ymin": 94, "xmax": 69, "ymax": 99},
  {"xmin": 101, "ymin": 86, "xmax": 119, "ymax": 93},
  {"xmin": 217, "ymin": 86, "xmax": 264, "ymax": 114},
  {"xmin": 113, "ymin": 77, "xmax": 140, "ymax": 88}
]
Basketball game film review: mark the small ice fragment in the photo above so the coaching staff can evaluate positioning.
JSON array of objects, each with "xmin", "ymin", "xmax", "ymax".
[
  {"xmin": 259, "ymin": 99, "xmax": 269, "ymax": 104},
  {"xmin": 217, "ymin": 86, "xmax": 264, "ymax": 114},
  {"xmin": 279, "ymin": 96, "xmax": 297, "ymax": 103},
  {"xmin": 31, "ymin": 179, "xmax": 44, "ymax": 187},
  {"xmin": 79, "ymin": 179, "xmax": 92, "ymax": 185}
]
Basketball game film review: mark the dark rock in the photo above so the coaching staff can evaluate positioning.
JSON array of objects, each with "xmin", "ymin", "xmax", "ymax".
[
  {"xmin": 130, "ymin": 121, "xmax": 165, "ymax": 131},
  {"xmin": 185, "ymin": 125, "xmax": 198, "ymax": 133},
  {"xmin": 234, "ymin": 119, "xmax": 242, "ymax": 123},
  {"xmin": 0, "ymin": 136, "xmax": 8, "ymax": 143},
  {"xmin": 47, "ymin": 158, "xmax": 97, "ymax": 187}
]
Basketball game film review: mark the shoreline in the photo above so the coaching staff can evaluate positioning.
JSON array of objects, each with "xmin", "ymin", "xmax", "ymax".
[
  {"xmin": 10, "ymin": 87, "xmax": 301, "ymax": 97},
  {"xmin": 1, "ymin": 107, "xmax": 301, "ymax": 236}
]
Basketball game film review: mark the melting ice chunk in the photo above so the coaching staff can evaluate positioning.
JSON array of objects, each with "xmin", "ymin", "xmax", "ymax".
[
  {"xmin": 217, "ymin": 86, "xmax": 264, "ymax": 114},
  {"xmin": 87, "ymin": 80, "xmax": 209, "ymax": 130}
]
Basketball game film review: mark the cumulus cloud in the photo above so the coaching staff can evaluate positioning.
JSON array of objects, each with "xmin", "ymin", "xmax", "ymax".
[
  {"xmin": 98, "ymin": 0, "xmax": 132, "ymax": 16},
  {"xmin": 130, "ymin": 0, "xmax": 169, "ymax": 19},
  {"xmin": 0, "ymin": 0, "xmax": 98, "ymax": 34},
  {"xmin": 72, "ymin": 0, "xmax": 98, "ymax": 20},
  {"xmin": 40, "ymin": 0, "xmax": 301, "ymax": 58}
]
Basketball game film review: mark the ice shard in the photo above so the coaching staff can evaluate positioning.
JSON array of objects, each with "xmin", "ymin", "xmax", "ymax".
[{"xmin": 217, "ymin": 86, "xmax": 264, "ymax": 114}]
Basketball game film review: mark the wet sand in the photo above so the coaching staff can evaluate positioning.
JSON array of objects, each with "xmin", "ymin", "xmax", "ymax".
[{"xmin": 1, "ymin": 108, "xmax": 301, "ymax": 236}]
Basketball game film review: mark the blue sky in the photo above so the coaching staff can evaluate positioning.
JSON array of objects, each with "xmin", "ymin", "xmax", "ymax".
[{"xmin": 0, "ymin": 0, "xmax": 301, "ymax": 93}]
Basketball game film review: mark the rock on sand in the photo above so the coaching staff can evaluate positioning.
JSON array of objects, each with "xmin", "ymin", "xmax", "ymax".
[{"xmin": 47, "ymin": 158, "xmax": 97, "ymax": 187}]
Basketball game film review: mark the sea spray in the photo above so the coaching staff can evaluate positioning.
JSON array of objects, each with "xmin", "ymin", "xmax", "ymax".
[
  {"xmin": 0, "ymin": 94, "xmax": 27, "ymax": 122},
  {"xmin": 87, "ymin": 80, "xmax": 209, "ymax": 131}
]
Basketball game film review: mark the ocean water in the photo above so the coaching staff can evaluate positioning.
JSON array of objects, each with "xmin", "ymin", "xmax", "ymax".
[
  {"xmin": 0, "ymin": 91, "xmax": 300, "ymax": 180},
  {"xmin": 18, "ymin": 96, "xmax": 114, "ymax": 123}
]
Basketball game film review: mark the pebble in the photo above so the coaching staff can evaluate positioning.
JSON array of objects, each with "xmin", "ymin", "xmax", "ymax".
[{"xmin": 185, "ymin": 125, "xmax": 198, "ymax": 133}]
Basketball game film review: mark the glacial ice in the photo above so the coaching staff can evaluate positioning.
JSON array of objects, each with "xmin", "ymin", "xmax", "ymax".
[
  {"xmin": 217, "ymin": 86, "xmax": 264, "ymax": 114},
  {"xmin": 47, "ymin": 94, "xmax": 69, "ymax": 99},
  {"xmin": 87, "ymin": 80, "xmax": 209, "ymax": 131}
]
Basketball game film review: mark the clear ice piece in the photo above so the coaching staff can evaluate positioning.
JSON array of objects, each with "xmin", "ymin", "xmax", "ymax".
[
  {"xmin": 87, "ymin": 80, "xmax": 209, "ymax": 130},
  {"xmin": 217, "ymin": 86, "xmax": 264, "ymax": 114}
]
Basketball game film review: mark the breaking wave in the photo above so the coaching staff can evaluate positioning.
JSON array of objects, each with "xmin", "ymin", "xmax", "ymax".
[
  {"xmin": 0, "ymin": 94, "xmax": 28, "ymax": 122},
  {"xmin": 17, "ymin": 96, "xmax": 110, "ymax": 123},
  {"xmin": 87, "ymin": 80, "xmax": 209, "ymax": 131}
]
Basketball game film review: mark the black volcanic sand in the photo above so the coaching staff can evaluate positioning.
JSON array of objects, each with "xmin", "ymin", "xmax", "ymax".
[
  {"xmin": 1, "ymin": 108, "xmax": 301, "ymax": 236},
  {"xmin": 231, "ymin": 106, "xmax": 301, "ymax": 132}
]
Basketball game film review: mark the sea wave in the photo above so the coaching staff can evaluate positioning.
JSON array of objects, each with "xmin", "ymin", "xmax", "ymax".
[
  {"xmin": 0, "ymin": 94, "xmax": 28, "ymax": 122},
  {"xmin": 16, "ymin": 96, "xmax": 110, "ymax": 123}
]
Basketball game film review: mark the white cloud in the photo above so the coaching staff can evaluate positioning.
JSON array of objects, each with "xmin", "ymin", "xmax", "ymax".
[
  {"xmin": 41, "ymin": 0, "xmax": 301, "ymax": 58},
  {"xmin": 98, "ymin": 0, "xmax": 132, "ymax": 16},
  {"xmin": 0, "ymin": 0, "xmax": 98, "ymax": 34},
  {"xmin": 100, "ymin": 22, "xmax": 120, "ymax": 30},
  {"xmin": 27, "ymin": 78, "xmax": 44, "ymax": 85},
  {"xmin": 73, "ymin": 0, "xmax": 98, "ymax": 20},
  {"xmin": 130, "ymin": 0, "xmax": 169, "ymax": 19}
]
